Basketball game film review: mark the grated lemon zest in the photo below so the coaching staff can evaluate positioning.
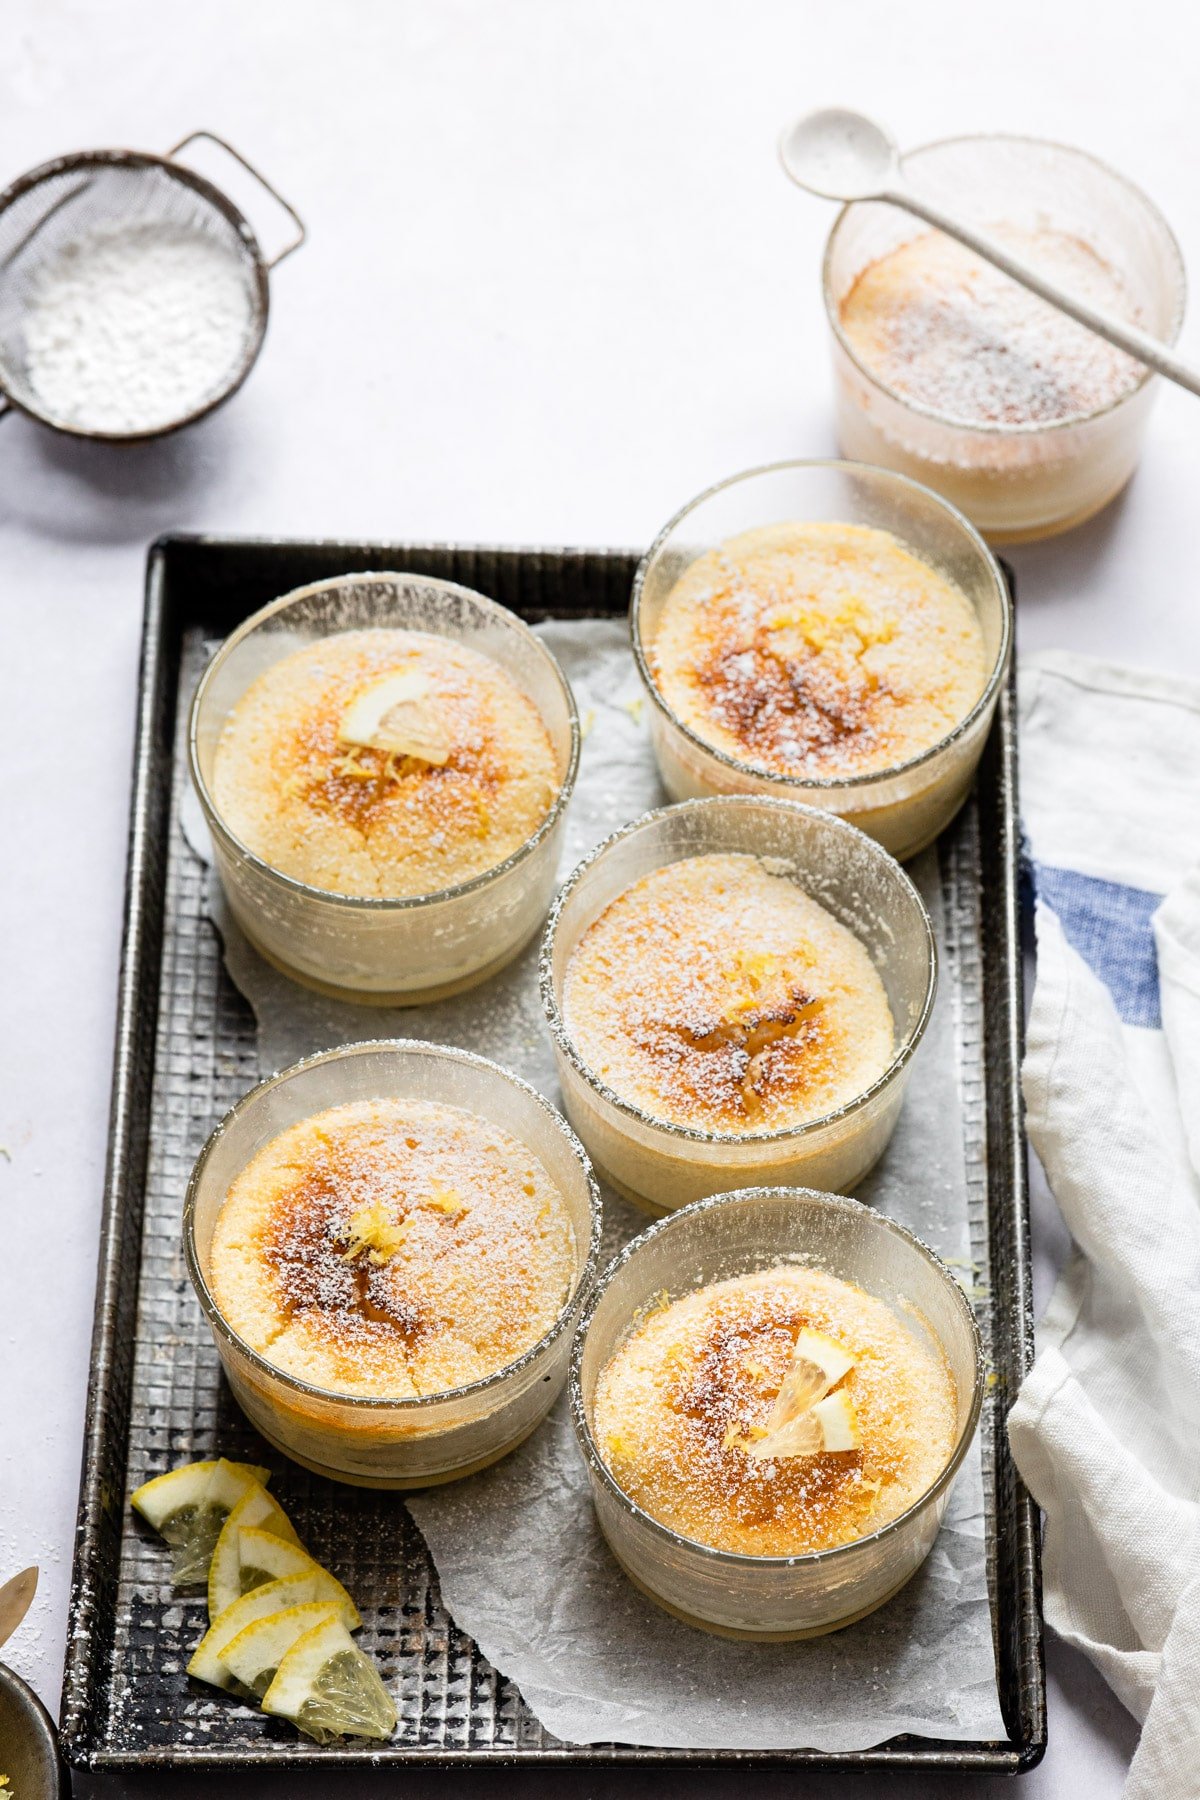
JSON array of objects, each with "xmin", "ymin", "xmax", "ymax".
[
  {"xmin": 339, "ymin": 1201, "xmax": 409, "ymax": 1266},
  {"xmin": 425, "ymin": 1187, "xmax": 465, "ymax": 1216}
]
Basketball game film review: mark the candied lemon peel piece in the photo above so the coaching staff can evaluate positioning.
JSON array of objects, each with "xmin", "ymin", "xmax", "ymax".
[
  {"xmin": 262, "ymin": 1614, "xmax": 397, "ymax": 1745},
  {"xmin": 338, "ymin": 668, "xmax": 452, "ymax": 766}
]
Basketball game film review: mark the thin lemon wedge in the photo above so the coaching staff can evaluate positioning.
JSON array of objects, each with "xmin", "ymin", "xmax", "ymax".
[
  {"xmin": 220, "ymin": 1601, "xmax": 342, "ymax": 1700},
  {"xmin": 207, "ymin": 1485, "xmax": 301, "ymax": 1619},
  {"xmin": 746, "ymin": 1388, "xmax": 862, "ymax": 1461},
  {"xmin": 338, "ymin": 669, "xmax": 452, "ymax": 766},
  {"xmin": 262, "ymin": 1614, "xmax": 397, "ymax": 1745},
  {"xmin": 130, "ymin": 1458, "xmax": 270, "ymax": 1587},
  {"xmin": 760, "ymin": 1328, "xmax": 856, "ymax": 1433}
]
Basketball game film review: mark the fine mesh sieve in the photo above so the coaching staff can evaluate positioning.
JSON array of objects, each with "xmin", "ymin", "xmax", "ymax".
[{"xmin": 0, "ymin": 132, "xmax": 305, "ymax": 442}]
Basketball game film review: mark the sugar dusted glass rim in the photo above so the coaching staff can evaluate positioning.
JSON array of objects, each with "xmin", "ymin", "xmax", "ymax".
[
  {"xmin": 569, "ymin": 1185, "xmax": 985, "ymax": 1572},
  {"xmin": 188, "ymin": 571, "xmax": 581, "ymax": 912},
  {"xmin": 629, "ymin": 459, "xmax": 1011, "ymax": 795},
  {"xmin": 183, "ymin": 1039, "xmax": 603, "ymax": 1413},
  {"xmin": 538, "ymin": 795, "xmax": 937, "ymax": 1147},
  {"xmin": 822, "ymin": 131, "xmax": 1188, "ymax": 437}
]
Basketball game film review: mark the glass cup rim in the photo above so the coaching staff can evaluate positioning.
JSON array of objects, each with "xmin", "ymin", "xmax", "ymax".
[
  {"xmin": 183, "ymin": 1037, "xmax": 604, "ymax": 1413},
  {"xmin": 538, "ymin": 794, "xmax": 938, "ymax": 1147},
  {"xmin": 629, "ymin": 457, "xmax": 1012, "ymax": 794},
  {"xmin": 188, "ymin": 570, "xmax": 582, "ymax": 912},
  {"xmin": 569, "ymin": 1184, "xmax": 985, "ymax": 1572},
  {"xmin": 822, "ymin": 129, "xmax": 1188, "ymax": 437}
]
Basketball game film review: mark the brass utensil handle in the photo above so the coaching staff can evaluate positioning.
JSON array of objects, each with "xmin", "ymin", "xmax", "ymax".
[{"xmin": 166, "ymin": 129, "xmax": 306, "ymax": 270}]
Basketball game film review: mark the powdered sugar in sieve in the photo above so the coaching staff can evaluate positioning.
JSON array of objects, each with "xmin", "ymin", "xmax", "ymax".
[{"xmin": 22, "ymin": 219, "xmax": 256, "ymax": 436}]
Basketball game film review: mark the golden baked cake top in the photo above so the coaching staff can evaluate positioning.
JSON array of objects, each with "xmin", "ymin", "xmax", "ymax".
[
  {"xmin": 209, "ymin": 1097, "xmax": 576, "ymax": 1400},
  {"xmin": 562, "ymin": 852, "xmax": 894, "ymax": 1134},
  {"xmin": 838, "ymin": 226, "xmax": 1144, "ymax": 429},
  {"xmin": 649, "ymin": 521, "xmax": 987, "ymax": 781},
  {"xmin": 592, "ymin": 1265, "xmax": 957, "ymax": 1557},
  {"xmin": 212, "ymin": 627, "xmax": 560, "ymax": 899}
]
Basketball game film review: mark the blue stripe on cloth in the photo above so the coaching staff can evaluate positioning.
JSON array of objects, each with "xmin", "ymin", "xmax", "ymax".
[{"xmin": 1034, "ymin": 863, "xmax": 1163, "ymax": 1029}]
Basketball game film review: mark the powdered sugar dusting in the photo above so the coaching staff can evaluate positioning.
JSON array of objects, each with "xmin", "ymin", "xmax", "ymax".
[
  {"xmin": 563, "ymin": 852, "xmax": 894, "ymax": 1132},
  {"xmin": 594, "ymin": 1266, "xmax": 956, "ymax": 1556},
  {"xmin": 652, "ymin": 522, "xmax": 986, "ymax": 781},
  {"xmin": 210, "ymin": 1097, "xmax": 575, "ymax": 1399},
  {"xmin": 840, "ymin": 224, "xmax": 1145, "ymax": 428}
]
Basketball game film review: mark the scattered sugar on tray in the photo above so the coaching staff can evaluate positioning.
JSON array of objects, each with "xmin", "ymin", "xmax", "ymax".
[
  {"xmin": 651, "ymin": 522, "xmax": 986, "ymax": 780},
  {"xmin": 563, "ymin": 852, "xmax": 894, "ymax": 1133},
  {"xmin": 838, "ymin": 225, "xmax": 1146, "ymax": 429},
  {"xmin": 22, "ymin": 220, "xmax": 255, "ymax": 434},
  {"xmin": 594, "ymin": 1266, "xmax": 957, "ymax": 1556},
  {"xmin": 209, "ymin": 1097, "xmax": 575, "ymax": 1398}
]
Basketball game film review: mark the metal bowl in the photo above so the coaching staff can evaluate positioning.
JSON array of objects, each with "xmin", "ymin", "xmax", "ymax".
[{"xmin": 0, "ymin": 1664, "xmax": 70, "ymax": 1798}]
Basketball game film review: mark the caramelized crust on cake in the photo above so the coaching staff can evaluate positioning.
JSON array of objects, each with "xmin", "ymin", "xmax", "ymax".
[
  {"xmin": 212, "ymin": 628, "xmax": 559, "ymax": 898},
  {"xmin": 650, "ymin": 522, "xmax": 986, "ymax": 781},
  {"xmin": 209, "ymin": 1098, "xmax": 576, "ymax": 1398},
  {"xmin": 593, "ymin": 1266, "xmax": 957, "ymax": 1556},
  {"xmin": 562, "ymin": 853, "xmax": 893, "ymax": 1134}
]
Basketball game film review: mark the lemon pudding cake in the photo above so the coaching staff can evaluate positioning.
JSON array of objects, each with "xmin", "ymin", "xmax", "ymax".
[
  {"xmin": 838, "ymin": 226, "xmax": 1144, "ymax": 431},
  {"xmin": 211, "ymin": 627, "xmax": 559, "ymax": 899},
  {"xmin": 209, "ymin": 1096, "xmax": 576, "ymax": 1399},
  {"xmin": 649, "ymin": 521, "xmax": 986, "ymax": 786},
  {"xmin": 592, "ymin": 1264, "xmax": 957, "ymax": 1557},
  {"xmin": 561, "ymin": 851, "xmax": 894, "ymax": 1135}
]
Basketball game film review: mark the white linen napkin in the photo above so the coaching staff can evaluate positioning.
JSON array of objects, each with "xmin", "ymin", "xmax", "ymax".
[{"xmin": 1007, "ymin": 652, "xmax": 1200, "ymax": 1800}]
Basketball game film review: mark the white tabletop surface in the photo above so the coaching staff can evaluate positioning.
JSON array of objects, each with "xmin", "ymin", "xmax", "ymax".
[{"xmin": 3, "ymin": 0, "xmax": 1195, "ymax": 1791}]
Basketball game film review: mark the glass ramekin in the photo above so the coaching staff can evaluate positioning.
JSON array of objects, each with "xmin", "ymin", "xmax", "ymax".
[
  {"xmin": 189, "ymin": 571, "xmax": 580, "ymax": 1003},
  {"xmin": 631, "ymin": 461, "xmax": 1010, "ymax": 860},
  {"xmin": 571, "ymin": 1186, "xmax": 984, "ymax": 1639},
  {"xmin": 823, "ymin": 135, "xmax": 1186, "ymax": 543},
  {"xmin": 539, "ymin": 797, "xmax": 936, "ymax": 1214},
  {"xmin": 184, "ymin": 1040, "xmax": 602, "ymax": 1488}
]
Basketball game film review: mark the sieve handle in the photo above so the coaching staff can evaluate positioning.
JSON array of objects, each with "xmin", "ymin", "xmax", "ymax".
[{"xmin": 165, "ymin": 130, "xmax": 306, "ymax": 270}]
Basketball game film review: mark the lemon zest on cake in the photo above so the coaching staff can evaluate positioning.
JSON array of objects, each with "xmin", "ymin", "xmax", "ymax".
[
  {"xmin": 765, "ymin": 595, "xmax": 896, "ymax": 658},
  {"xmin": 338, "ymin": 1201, "xmax": 409, "ymax": 1266},
  {"xmin": 424, "ymin": 1187, "xmax": 465, "ymax": 1216}
]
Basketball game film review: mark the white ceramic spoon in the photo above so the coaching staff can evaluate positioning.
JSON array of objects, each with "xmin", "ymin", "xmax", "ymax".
[{"xmin": 779, "ymin": 107, "xmax": 1200, "ymax": 399}]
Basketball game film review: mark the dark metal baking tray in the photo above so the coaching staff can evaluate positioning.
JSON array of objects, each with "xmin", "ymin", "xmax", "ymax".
[{"xmin": 61, "ymin": 534, "xmax": 1044, "ymax": 1772}]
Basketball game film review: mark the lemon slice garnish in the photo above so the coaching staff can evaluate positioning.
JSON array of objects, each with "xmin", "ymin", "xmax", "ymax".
[
  {"xmin": 747, "ymin": 1388, "xmax": 862, "ymax": 1461},
  {"xmin": 130, "ymin": 1458, "xmax": 269, "ymax": 1587},
  {"xmin": 762, "ymin": 1330, "xmax": 854, "ymax": 1433},
  {"xmin": 236, "ymin": 1525, "xmax": 313, "ymax": 1594},
  {"xmin": 262, "ymin": 1614, "xmax": 397, "ymax": 1745},
  {"xmin": 220, "ymin": 1601, "xmax": 342, "ymax": 1700},
  {"xmin": 338, "ymin": 669, "xmax": 452, "ymax": 766},
  {"xmin": 745, "ymin": 1328, "xmax": 860, "ymax": 1462},
  {"xmin": 207, "ymin": 1486, "xmax": 301, "ymax": 1619},
  {"xmin": 188, "ymin": 1565, "xmax": 361, "ymax": 1691}
]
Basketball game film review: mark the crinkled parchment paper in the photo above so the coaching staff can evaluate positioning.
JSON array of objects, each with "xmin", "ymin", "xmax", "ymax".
[{"xmin": 184, "ymin": 618, "xmax": 1005, "ymax": 1751}]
